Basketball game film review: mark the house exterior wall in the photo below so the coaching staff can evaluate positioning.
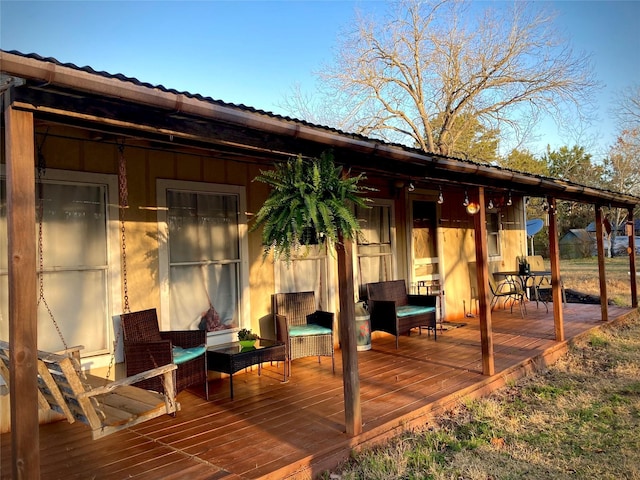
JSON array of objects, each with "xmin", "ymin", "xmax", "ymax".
[
  {"xmin": 1, "ymin": 125, "xmax": 282, "ymax": 432},
  {"xmin": 1, "ymin": 124, "xmax": 529, "ymax": 432},
  {"xmin": 1, "ymin": 125, "xmax": 275, "ymax": 362},
  {"xmin": 3, "ymin": 125, "xmax": 529, "ymax": 341},
  {"xmin": 437, "ymin": 193, "xmax": 526, "ymax": 320}
]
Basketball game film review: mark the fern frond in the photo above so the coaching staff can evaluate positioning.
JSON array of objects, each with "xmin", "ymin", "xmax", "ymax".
[{"xmin": 251, "ymin": 150, "xmax": 375, "ymax": 263}]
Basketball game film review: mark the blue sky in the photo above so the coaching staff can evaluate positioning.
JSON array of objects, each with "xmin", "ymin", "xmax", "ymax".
[{"xmin": 1, "ymin": 1, "xmax": 639, "ymax": 158}]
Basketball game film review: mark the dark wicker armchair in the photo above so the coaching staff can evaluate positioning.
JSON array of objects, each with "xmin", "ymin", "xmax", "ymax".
[
  {"xmin": 272, "ymin": 292, "xmax": 335, "ymax": 376},
  {"xmin": 120, "ymin": 308, "xmax": 209, "ymax": 400}
]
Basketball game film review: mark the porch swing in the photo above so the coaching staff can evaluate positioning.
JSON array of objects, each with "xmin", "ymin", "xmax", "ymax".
[{"xmin": 0, "ymin": 139, "xmax": 179, "ymax": 440}]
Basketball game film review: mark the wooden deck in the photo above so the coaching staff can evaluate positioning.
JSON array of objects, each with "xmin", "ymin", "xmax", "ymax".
[{"xmin": 2, "ymin": 303, "xmax": 637, "ymax": 480}]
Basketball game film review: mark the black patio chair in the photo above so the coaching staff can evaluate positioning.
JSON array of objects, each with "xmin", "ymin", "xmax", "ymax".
[{"xmin": 489, "ymin": 274, "xmax": 526, "ymax": 317}]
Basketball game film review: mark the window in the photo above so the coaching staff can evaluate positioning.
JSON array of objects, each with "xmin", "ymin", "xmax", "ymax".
[
  {"xmin": 275, "ymin": 244, "xmax": 331, "ymax": 310},
  {"xmin": 355, "ymin": 202, "xmax": 395, "ymax": 299},
  {"xmin": 487, "ymin": 211, "xmax": 501, "ymax": 257},
  {"xmin": 157, "ymin": 180, "xmax": 249, "ymax": 339},
  {"xmin": 0, "ymin": 170, "xmax": 120, "ymax": 356}
]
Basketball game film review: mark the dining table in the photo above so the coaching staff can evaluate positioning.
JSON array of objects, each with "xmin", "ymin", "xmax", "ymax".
[{"xmin": 494, "ymin": 270, "xmax": 552, "ymax": 299}]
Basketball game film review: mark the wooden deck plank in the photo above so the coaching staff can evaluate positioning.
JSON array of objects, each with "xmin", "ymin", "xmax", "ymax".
[{"xmin": 1, "ymin": 303, "xmax": 636, "ymax": 480}]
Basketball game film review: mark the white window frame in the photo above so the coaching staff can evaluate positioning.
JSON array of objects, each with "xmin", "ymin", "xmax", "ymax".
[
  {"xmin": 487, "ymin": 210, "xmax": 502, "ymax": 259},
  {"xmin": 353, "ymin": 199, "xmax": 397, "ymax": 299},
  {"xmin": 0, "ymin": 167, "xmax": 121, "ymax": 369},
  {"xmin": 156, "ymin": 179, "xmax": 250, "ymax": 345},
  {"xmin": 407, "ymin": 198, "xmax": 441, "ymax": 292}
]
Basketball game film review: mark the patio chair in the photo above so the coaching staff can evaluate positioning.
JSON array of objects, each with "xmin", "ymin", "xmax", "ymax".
[
  {"xmin": 526, "ymin": 255, "xmax": 567, "ymax": 312},
  {"xmin": 489, "ymin": 274, "xmax": 526, "ymax": 317},
  {"xmin": 120, "ymin": 308, "xmax": 209, "ymax": 400},
  {"xmin": 272, "ymin": 292, "xmax": 335, "ymax": 376}
]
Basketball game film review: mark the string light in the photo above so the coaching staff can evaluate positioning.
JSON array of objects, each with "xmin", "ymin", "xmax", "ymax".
[
  {"xmin": 463, "ymin": 190, "xmax": 470, "ymax": 207},
  {"xmin": 437, "ymin": 186, "xmax": 444, "ymax": 204},
  {"xmin": 507, "ymin": 191, "xmax": 512, "ymax": 206}
]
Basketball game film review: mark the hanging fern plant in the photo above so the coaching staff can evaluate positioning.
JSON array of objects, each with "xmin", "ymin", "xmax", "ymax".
[{"xmin": 251, "ymin": 150, "xmax": 373, "ymax": 262}]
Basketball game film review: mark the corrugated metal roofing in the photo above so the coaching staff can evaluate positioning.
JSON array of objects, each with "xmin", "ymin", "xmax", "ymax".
[
  {"xmin": 1, "ymin": 50, "xmax": 492, "ymax": 166},
  {"xmin": 1, "ymin": 49, "xmax": 639, "ymax": 206},
  {"xmin": 2, "ymin": 50, "xmax": 383, "ymax": 143}
]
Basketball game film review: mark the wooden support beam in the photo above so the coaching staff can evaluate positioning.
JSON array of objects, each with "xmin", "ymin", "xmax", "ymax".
[
  {"xmin": 336, "ymin": 235, "xmax": 362, "ymax": 436},
  {"xmin": 473, "ymin": 187, "xmax": 494, "ymax": 376},
  {"xmin": 6, "ymin": 105, "xmax": 39, "ymax": 479},
  {"xmin": 628, "ymin": 208, "xmax": 638, "ymax": 309},
  {"xmin": 594, "ymin": 205, "xmax": 609, "ymax": 321},
  {"xmin": 546, "ymin": 197, "xmax": 564, "ymax": 341}
]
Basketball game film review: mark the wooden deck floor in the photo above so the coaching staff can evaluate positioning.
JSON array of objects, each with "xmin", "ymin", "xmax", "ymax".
[{"xmin": 2, "ymin": 303, "xmax": 637, "ymax": 480}]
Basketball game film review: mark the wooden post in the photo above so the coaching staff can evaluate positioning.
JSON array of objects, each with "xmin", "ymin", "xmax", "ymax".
[
  {"xmin": 594, "ymin": 205, "xmax": 608, "ymax": 321},
  {"xmin": 546, "ymin": 197, "xmax": 564, "ymax": 341},
  {"xmin": 6, "ymin": 105, "xmax": 39, "ymax": 479},
  {"xmin": 628, "ymin": 208, "xmax": 638, "ymax": 309},
  {"xmin": 336, "ymin": 234, "xmax": 362, "ymax": 436},
  {"xmin": 473, "ymin": 187, "xmax": 494, "ymax": 376}
]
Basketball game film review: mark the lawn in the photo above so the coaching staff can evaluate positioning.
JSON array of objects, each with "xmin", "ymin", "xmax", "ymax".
[
  {"xmin": 325, "ymin": 310, "xmax": 640, "ymax": 480},
  {"xmin": 559, "ymin": 257, "xmax": 638, "ymax": 306}
]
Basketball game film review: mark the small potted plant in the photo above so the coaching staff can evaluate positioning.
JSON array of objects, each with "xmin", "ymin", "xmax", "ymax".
[
  {"xmin": 237, "ymin": 328, "xmax": 259, "ymax": 348},
  {"xmin": 518, "ymin": 256, "xmax": 530, "ymax": 275}
]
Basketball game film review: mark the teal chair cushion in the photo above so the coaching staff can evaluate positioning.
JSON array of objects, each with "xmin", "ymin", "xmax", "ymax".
[
  {"xmin": 172, "ymin": 345, "xmax": 206, "ymax": 365},
  {"xmin": 396, "ymin": 305, "xmax": 436, "ymax": 318},
  {"xmin": 289, "ymin": 324, "xmax": 332, "ymax": 337}
]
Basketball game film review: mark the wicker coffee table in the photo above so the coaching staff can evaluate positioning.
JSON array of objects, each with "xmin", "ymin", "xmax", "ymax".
[{"xmin": 207, "ymin": 339, "xmax": 286, "ymax": 399}]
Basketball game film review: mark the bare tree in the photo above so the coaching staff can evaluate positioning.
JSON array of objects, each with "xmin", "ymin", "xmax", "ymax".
[
  {"xmin": 284, "ymin": 0, "xmax": 597, "ymax": 158},
  {"xmin": 613, "ymin": 84, "xmax": 640, "ymax": 128},
  {"xmin": 603, "ymin": 127, "xmax": 640, "ymax": 256}
]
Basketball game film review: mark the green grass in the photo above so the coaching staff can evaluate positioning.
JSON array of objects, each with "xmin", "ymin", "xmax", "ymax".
[
  {"xmin": 324, "ymin": 311, "xmax": 640, "ymax": 480},
  {"xmin": 559, "ymin": 257, "xmax": 637, "ymax": 306}
]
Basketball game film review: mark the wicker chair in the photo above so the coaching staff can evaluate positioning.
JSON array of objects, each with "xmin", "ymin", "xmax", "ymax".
[
  {"xmin": 120, "ymin": 308, "xmax": 209, "ymax": 400},
  {"xmin": 272, "ymin": 292, "xmax": 335, "ymax": 376}
]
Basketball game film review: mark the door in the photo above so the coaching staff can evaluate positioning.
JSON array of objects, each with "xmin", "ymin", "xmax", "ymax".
[{"xmin": 410, "ymin": 200, "xmax": 441, "ymax": 299}]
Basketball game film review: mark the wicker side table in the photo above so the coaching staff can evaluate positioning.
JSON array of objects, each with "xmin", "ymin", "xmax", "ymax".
[{"xmin": 207, "ymin": 339, "xmax": 286, "ymax": 399}]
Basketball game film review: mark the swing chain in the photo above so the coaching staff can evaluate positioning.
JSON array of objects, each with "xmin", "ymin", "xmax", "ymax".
[
  {"xmin": 105, "ymin": 141, "xmax": 130, "ymax": 383},
  {"xmin": 36, "ymin": 132, "xmax": 69, "ymax": 353},
  {"xmin": 118, "ymin": 141, "xmax": 130, "ymax": 314}
]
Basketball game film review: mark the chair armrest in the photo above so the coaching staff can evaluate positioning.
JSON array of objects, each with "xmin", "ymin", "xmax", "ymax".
[
  {"xmin": 368, "ymin": 299, "xmax": 397, "ymax": 318},
  {"xmin": 407, "ymin": 294, "xmax": 437, "ymax": 308},
  {"xmin": 80, "ymin": 363, "xmax": 178, "ymax": 398},
  {"xmin": 124, "ymin": 340, "xmax": 173, "ymax": 374},
  {"xmin": 54, "ymin": 345, "xmax": 85, "ymax": 363},
  {"xmin": 495, "ymin": 280, "xmax": 517, "ymax": 294},
  {"xmin": 307, "ymin": 311, "xmax": 334, "ymax": 330},
  {"xmin": 275, "ymin": 314, "xmax": 290, "ymax": 344},
  {"xmin": 160, "ymin": 330, "xmax": 206, "ymax": 349}
]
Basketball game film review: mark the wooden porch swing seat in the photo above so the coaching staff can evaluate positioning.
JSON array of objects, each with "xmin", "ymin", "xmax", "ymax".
[
  {"xmin": 0, "ymin": 340, "xmax": 178, "ymax": 440},
  {"xmin": 272, "ymin": 292, "xmax": 335, "ymax": 376},
  {"xmin": 120, "ymin": 308, "xmax": 209, "ymax": 400}
]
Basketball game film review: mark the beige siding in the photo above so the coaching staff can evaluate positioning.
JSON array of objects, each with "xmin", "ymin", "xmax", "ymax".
[{"xmin": 14, "ymin": 126, "xmax": 277, "ymax": 373}]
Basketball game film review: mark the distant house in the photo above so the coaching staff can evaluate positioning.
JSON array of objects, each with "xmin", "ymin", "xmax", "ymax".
[
  {"xmin": 559, "ymin": 229, "xmax": 596, "ymax": 259},
  {"xmin": 586, "ymin": 218, "xmax": 640, "ymax": 236},
  {"xmin": 583, "ymin": 218, "xmax": 640, "ymax": 256}
]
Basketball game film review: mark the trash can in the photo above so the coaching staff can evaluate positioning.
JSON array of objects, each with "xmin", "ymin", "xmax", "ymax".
[{"xmin": 355, "ymin": 301, "xmax": 371, "ymax": 351}]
